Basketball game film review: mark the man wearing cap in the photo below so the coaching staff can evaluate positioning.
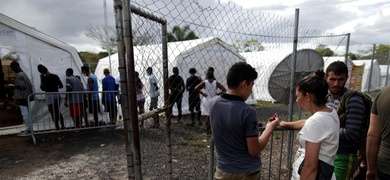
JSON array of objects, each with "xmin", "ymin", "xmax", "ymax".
[
  {"xmin": 102, "ymin": 68, "xmax": 118, "ymax": 125},
  {"xmin": 81, "ymin": 65, "xmax": 100, "ymax": 126}
]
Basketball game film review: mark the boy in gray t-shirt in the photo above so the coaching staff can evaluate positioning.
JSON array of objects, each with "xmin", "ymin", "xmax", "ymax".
[{"xmin": 210, "ymin": 62, "xmax": 279, "ymax": 179}]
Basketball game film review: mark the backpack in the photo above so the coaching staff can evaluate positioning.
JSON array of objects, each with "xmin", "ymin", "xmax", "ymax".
[
  {"xmin": 337, "ymin": 90, "xmax": 372, "ymax": 146},
  {"xmin": 336, "ymin": 90, "xmax": 372, "ymax": 179}
]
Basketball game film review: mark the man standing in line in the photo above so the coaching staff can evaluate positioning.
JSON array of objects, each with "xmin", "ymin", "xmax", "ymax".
[
  {"xmin": 366, "ymin": 85, "xmax": 390, "ymax": 180},
  {"xmin": 10, "ymin": 61, "xmax": 34, "ymax": 135},
  {"xmin": 38, "ymin": 64, "xmax": 65, "ymax": 130},
  {"xmin": 64, "ymin": 68, "xmax": 85, "ymax": 128},
  {"xmin": 210, "ymin": 62, "xmax": 279, "ymax": 179},
  {"xmin": 168, "ymin": 67, "xmax": 185, "ymax": 124},
  {"xmin": 186, "ymin": 68, "xmax": 202, "ymax": 126},
  {"xmin": 147, "ymin": 67, "xmax": 160, "ymax": 128},
  {"xmin": 102, "ymin": 68, "xmax": 118, "ymax": 125},
  {"xmin": 81, "ymin": 65, "xmax": 100, "ymax": 126},
  {"xmin": 325, "ymin": 61, "xmax": 366, "ymax": 179}
]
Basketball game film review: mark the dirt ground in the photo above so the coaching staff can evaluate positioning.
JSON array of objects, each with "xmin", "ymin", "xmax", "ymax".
[
  {"xmin": 0, "ymin": 105, "xmax": 293, "ymax": 180},
  {"xmin": 0, "ymin": 128, "xmax": 129, "ymax": 180},
  {"xmin": 0, "ymin": 119, "xmax": 216, "ymax": 180}
]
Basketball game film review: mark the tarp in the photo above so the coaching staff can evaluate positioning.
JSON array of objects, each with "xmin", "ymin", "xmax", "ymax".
[
  {"xmin": 352, "ymin": 60, "xmax": 381, "ymax": 92},
  {"xmin": 95, "ymin": 37, "xmax": 246, "ymax": 115},
  {"xmin": 0, "ymin": 13, "xmax": 85, "ymax": 126}
]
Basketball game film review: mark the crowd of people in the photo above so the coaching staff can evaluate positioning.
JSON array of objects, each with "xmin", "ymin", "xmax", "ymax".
[
  {"xmin": 6, "ymin": 59, "xmax": 389, "ymax": 179},
  {"xmin": 210, "ymin": 61, "xmax": 389, "ymax": 180}
]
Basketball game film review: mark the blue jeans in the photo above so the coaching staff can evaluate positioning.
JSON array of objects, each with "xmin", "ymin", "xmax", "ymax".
[{"xmin": 19, "ymin": 105, "xmax": 31, "ymax": 132}]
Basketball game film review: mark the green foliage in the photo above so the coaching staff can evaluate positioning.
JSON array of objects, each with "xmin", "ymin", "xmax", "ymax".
[
  {"xmin": 231, "ymin": 39, "xmax": 265, "ymax": 52},
  {"xmin": 167, "ymin": 25, "xmax": 199, "ymax": 42},
  {"xmin": 97, "ymin": 52, "xmax": 109, "ymax": 59},
  {"xmin": 315, "ymin": 44, "xmax": 335, "ymax": 56},
  {"xmin": 78, "ymin": 51, "xmax": 102, "ymax": 73},
  {"xmin": 375, "ymin": 44, "xmax": 390, "ymax": 64},
  {"xmin": 348, "ymin": 52, "xmax": 358, "ymax": 60}
]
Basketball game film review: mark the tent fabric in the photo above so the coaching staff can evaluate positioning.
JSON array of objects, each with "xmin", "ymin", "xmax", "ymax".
[
  {"xmin": 240, "ymin": 50, "xmax": 292, "ymax": 102},
  {"xmin": 352, "ymin": 60, "xmax": 381, "ymax": 92},
  {"xmin": 95, "ymin": 37, "xmax": 246, "ymax": 115},
  {"xmin": 0, "ymin": 13, "xmax": 85, "ymax": 123},
  {"xmin": 379, "ymin": 65, "xmax": 390, "ymax": 88}
]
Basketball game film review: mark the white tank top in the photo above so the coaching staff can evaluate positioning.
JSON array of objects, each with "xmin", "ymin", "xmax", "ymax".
[{"xmin": 204, "ymin": 80, "xmax": 217, "ymax": 100}]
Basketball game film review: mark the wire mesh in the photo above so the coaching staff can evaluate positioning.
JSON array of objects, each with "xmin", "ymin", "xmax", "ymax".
[{"xmin": 122, "ymin": 0, "xmax": 384, "ymax": 179}]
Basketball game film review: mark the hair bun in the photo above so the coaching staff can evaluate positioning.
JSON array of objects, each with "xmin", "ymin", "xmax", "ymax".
[{"xmin": 313, "ymin": 69, "xmax": 325, "ymax": 79}]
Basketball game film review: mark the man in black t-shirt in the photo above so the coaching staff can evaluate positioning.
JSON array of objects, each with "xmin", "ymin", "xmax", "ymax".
[
  {"xmin": 186, "ymin": 68, "xmax": 202, "ymax": 126},
  {"xmin": 37, "ymin": 64, "xmax": 65, "ymax": 130},
  {"xmin": 168, "ymin": 67, "xmax": 184, "ymax": 124}
]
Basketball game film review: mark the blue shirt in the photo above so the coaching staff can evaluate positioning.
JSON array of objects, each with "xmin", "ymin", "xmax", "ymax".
[
  {"xmin": 102, "ymin": 75, "xmax": 116, "ymax": 101},
  {"xmin": 148, "ymin": 74, "xmax": 159, "ymax": 97},
  {"xmin": 87, "ymin": 74, "xmax": 99, "ymax": 100}
]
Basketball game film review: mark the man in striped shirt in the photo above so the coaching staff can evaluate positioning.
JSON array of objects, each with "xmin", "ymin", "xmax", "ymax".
[{"xmin": 325, "ymin": 61, "xmax": 366, "ymax": 180}]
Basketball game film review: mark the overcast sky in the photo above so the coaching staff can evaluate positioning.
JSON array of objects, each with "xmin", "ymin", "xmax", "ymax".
[{"xmin": 0, "ymin": 0, "xmax": 389, "ymax": 53}]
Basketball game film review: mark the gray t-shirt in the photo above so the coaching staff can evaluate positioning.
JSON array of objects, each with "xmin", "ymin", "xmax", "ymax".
[
  {"xmin": 66, "ymin": 76, "xmax": 83, "ymax": 103},
  {"xmin": 210, "ymin": 93, "xmax": 260, "ymax": 173}
]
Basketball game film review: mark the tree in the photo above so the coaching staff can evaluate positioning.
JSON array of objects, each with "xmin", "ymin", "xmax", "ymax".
[
  {"xmin": 375, "ymin": 44, "xmax": 390, "ymax": 65},
  {"xmin": 348, "ymin": 52, "xmax": 358, "ymax": 60},
  {"xmin": 78, "ymin": 51, "xmax": 101, "ymax": 73},
  {"xmin": 315, "ymin": 44, "xmax": 335, "ymax": 56},
  {"xmin": 85, "ymin": 24, "xmax": 117, "ymax": 53},
  {"xmin": 167, "ymin": 25, "xmax": 198, "ymax": 42},
  {"xmin": 231, "ymin": 39, "xmax": 265, "ymax": 52}
]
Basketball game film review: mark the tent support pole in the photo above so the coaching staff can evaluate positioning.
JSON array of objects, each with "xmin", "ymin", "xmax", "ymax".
[{"xmin": 368, "ymin": 44, "xmax": 376, "ymax": 93}]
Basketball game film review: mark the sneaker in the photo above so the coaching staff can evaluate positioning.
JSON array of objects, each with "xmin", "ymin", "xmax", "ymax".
[{"xmin": 17, "ymin": 131, "xmax": 31, "ymax": 136}]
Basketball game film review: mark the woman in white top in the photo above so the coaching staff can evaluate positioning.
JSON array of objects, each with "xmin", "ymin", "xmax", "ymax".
[
  {"xmin": 273, "ymin": 69, "xmax": 340, "ymax": 179},
  {"xmin": 195, "ymin": 69, "xmax": 226, "ymax": 134}
]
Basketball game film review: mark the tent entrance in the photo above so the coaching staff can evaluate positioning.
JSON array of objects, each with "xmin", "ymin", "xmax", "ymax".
[{"xmin": 0, "ymin": 60, "xmax": 23, "ymax": 128}]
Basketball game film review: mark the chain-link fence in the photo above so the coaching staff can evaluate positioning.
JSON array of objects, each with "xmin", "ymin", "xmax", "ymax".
[{"xmin": 108, "ymin": 0, "xmax": 390, "ymax": 179}]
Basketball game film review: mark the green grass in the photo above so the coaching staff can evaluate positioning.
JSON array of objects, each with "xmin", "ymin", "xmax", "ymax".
[{"xmin": 256, "ymin": 100, "xmax": 285, "ymax": 107}]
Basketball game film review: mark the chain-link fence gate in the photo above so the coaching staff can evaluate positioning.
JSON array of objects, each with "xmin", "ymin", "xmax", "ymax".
[{"xmin": 112, "ymin": 0, "xmax": 364, "ymax": 179}]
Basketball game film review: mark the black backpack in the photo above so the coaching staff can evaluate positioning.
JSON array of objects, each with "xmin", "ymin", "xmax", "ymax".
[
  {"xmin": 337, "ymin": 90, "xmax": 372, "ymax": 178},
  {"xmin": 337, "ymin": 90, "xmax": 372, "ymax": 148}
]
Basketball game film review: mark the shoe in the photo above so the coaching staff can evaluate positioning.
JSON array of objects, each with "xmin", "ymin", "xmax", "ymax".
[{"xmin": 17, "ymin": 131, "xmax": 31, "ymax": 136}]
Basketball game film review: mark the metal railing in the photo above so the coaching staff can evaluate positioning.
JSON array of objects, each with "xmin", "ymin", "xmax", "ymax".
[
  {"xmin": 208, "ymin": 126, "xmax": 296, "ymax": 180},
  {"xmin": 26, "ymin": 91, "xmax": 167, "ymax": 145}
]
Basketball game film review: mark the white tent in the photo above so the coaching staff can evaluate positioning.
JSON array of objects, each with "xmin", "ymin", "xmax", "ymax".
[
  {"xmin": 240, "ymin": 50, "xmax": 292, "ymax": 102},
  {"xmin": 323, "ymin": 56, "xmax": 353, "ymax": 87},
  {"xmin": 379, "ymin": 65, "xmax": 390, "ymax": 88},
  {"xmin": 0, "ymin": 13, "xmax": 85, "ymax": 129},
  {"xmin": 352, "ymin": 60, "xmax": 381, "ymax": 92},
  {"xmin": 95, "ymin": 37, "xmax": 246, "ymax": 115}
]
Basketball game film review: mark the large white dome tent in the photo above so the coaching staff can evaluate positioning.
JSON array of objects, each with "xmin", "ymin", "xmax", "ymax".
[
  {"xmin": 0, "ymin": 13, "xmax": 85, "ymax": 132},
  {"xmin": 240, "ymin": 49, "xmax": 292, "ymax": 103},
  {"xmin": 95, "ymin": 37, "xmax": 246, "ymax": 115}
]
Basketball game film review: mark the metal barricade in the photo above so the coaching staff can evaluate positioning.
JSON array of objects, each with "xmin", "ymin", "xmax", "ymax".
[{"xmin": 28, "ymin": 91, "xmax": 120, "ymax": 145}]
